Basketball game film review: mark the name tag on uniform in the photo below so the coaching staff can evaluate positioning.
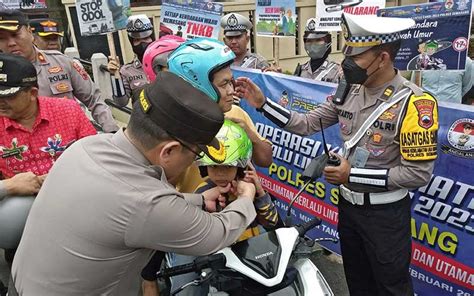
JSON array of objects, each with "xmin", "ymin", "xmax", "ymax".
[{"xmin": 350, "ymin": 146, "xmax": 370, "ymax": 168}]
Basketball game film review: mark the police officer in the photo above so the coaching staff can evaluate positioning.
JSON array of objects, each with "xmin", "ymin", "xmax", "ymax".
[
  {"xmin": 294, "ymin": 18, "xmax": 341, "ymax": 83},
  {"xmin": 29, "ymin": 18, "xmax": 63, "ymax": 51},
  {"xmin": 220, "ymin": 13, "xmax": 270, "ymax": 70},
  {"xmin": 0, "ymin": 9, "xmax": 119, "ymax": 133},
  {"xmin": 107, "ymin": 15, "xmax": 152, "ymax": 107},
  {"xmin": 235, "ymin": 13, "xmax": 439, "ymax": 296}
]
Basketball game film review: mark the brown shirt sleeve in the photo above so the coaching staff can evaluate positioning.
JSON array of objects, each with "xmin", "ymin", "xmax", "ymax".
[
  {"xmin": 285, "ymin": 100, "xmax": 339, "ymax": 136},
  {"xmin": 124, "ymin": 191, "xmax": 257, "ymax": 255}
]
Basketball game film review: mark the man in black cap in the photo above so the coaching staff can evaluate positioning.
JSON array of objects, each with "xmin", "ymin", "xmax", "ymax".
[
  {"xmin": 0, "ymin": 9, "xmax": 119, "ymax": 133},
  {"xmin": 11, "ymin": 71, "xmax": 257, "ymax": 295},
  {"xmin": 294, "ymin": 18, "xmax": 341, "ymax": 83},
  {"xmin": 29, "ymin": 18, "xmax": 63, "ymax": 51},
  {"xmin": 0, "ymin": 52, "xmax": 96, "ymax": 294}
]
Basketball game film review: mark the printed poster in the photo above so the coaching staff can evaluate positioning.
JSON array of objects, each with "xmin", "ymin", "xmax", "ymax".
[
  {"xmin": 1, "ymin": 0, "xmax": 46, "ymax": 9},
  {"xmin": 159, "ymin": 0, "xmax": 223, "ymax": 40},
  {"xmin": 315, "ymin": 0, "xmax": 386, "ymax": 31},
  {"xmin": 75, "ymin": 0, "xmax": 131, "ymax": 36},
  {"xmin": 255, "ymin": 0, "xmax": 296, "ymax": 37},
  {"xmin": 232, "ymin": 67, "xmax": 474, "ymax": 296},
  {"xmin": 379, "ymin": 0, "xmax": 472, "ymax": 70}
]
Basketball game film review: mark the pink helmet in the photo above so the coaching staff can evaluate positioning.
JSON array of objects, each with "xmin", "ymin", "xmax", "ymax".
[{"xmin": 143, "ymin": 35, "xmax": 186, "ymax": 81}]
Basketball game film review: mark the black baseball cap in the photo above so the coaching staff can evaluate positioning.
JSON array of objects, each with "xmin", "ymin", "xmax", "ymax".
[
  {"xmin": 30, "ymin": 18, "xmax": 64, "ymax": 37},
  {"xmin": 135, "ymin": 71, "xmax": 226, "ymax": 163},
  {"xmin": 0, "ymin": 53, "xmax": 38, "ymax": 98},
  {"xmin": 0, "ymin": 9, "xmax": 28, "ymax": 32}
]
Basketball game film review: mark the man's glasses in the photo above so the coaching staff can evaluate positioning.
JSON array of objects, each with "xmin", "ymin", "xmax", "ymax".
[{"xmin": 169, "ymin": 135, "xmax": 204, "ymax": 160}]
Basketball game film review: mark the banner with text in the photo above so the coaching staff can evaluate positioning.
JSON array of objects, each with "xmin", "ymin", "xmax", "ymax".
[
  {"xmin": 1, "ymin": 0, "xmax": 46, "ymax": 9},
  {"xmin": 378, "ymin": 0, "xmax": 472, "ymax": 71},
  {"xmin": 256, "ymin": 0, "xmax": 296, "ymax": 37},
  {"xmin": 232, "ymin": 68, "xmax": 474, "ymax": 295},
  {"xmin": 315, "ymin": 0, "xmax": 385, "ymax": 31},
  {"xmin": 75, "ymin": 0, "xmax": 131, "ymax": 36},
  {"xmin": 159, "ymin": 0, "xmax": 223, "ymax": 40}
]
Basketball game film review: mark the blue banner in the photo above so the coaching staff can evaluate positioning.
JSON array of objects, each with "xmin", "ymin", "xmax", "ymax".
[
  {"xmin": 378, "ymin": 0, "xmax": 472, "ymax": 71},
  {"xmin": 232, "ymin": 68, "xmax": 474, "ymax": 295}
]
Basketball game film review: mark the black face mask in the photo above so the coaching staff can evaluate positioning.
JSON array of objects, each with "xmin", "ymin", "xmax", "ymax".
[
  {"xmin": 132, "ymin": 42, "xmax": 151, "ymax": 63},
  {"xmin": 341, "ymin": 55, "xmax": 380, "ymax": 85}
]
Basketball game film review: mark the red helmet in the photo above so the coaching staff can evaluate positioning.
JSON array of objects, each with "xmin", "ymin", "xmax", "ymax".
[{"xmin": 143, "ymin": 35, "xmax": 186, "ymax": 81}]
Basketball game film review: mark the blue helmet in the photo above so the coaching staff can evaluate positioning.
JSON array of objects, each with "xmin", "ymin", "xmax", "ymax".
[{"xmin": 168, "ymin": 37, "xmax": 236, "ymax": 102}]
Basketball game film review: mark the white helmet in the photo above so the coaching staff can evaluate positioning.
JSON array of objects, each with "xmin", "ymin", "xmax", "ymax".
[
  {"xmin": 0, "ymin": 196, "xmax": 34, "ymax": 249},
  {"xmin": 126, "ymin": 14, "xmax": 153, "ymax": 39}
]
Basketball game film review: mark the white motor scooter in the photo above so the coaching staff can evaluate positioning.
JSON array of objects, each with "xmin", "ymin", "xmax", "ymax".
[{"xmin": 158, "ymin": 120, "xmax": 339, "ymax": 296}]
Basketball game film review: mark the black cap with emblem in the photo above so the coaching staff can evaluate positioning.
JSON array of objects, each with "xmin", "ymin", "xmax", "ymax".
[
  {"xmin": 0, "ymin": 53, "xmax": 38, "ymax": 98},
  {"xmin": 133, "ymin": 71, "xmax": 226, "ymax": 163},
  {"xmin": 0, "ymin": 9, "xmax": 28, "ymax": 32}
]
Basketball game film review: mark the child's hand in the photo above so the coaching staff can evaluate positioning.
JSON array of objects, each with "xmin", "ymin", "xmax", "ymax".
[{"xmin": 243, "ymin": 165, "xmax": 265, "ymax": 198}]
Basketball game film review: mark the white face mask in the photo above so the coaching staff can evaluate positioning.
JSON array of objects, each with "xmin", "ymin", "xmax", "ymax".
[{"xmin": 304, "ymin": 43, "xmax": 330, "ymax": 60}]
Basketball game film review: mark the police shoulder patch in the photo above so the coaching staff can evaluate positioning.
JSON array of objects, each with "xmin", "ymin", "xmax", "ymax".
[
  {"xmin": 399, "ymin": 92, "xmax": 438, "ymax": 161},
  {"xmin": 71, "ymin": 61, "xmax": 89, "ymax": 80}
]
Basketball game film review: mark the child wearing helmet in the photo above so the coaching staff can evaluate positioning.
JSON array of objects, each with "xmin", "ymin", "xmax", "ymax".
[
  {"xmin": 142, "ymin": 35, "xmax": 186, "ymax": 81},
  {"xmin": 168, "ymin": 38, "xmax": 273, "ymax": 194},
  {"xmin": 196, "ymin": 120, "xmax": 278, "ymax": 239},
  {"xmin": 167, "ymin": 120, "xmax": 279, "ymax": 296}
]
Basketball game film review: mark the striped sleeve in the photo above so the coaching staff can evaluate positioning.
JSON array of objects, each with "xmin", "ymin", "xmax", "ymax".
[
  {"xmin": 258, "ymin": 98, "xmax": 291, "ymax": 128},
  {"xmin": 348, "ymin": 168, "xmax": 389, "ymax": 189}
]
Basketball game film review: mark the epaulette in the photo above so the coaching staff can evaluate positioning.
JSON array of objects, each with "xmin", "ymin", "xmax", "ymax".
[
  {"xmin": 41, "ymin": 49, "xmax": 63, "ymax": 55},
  {"xmin": 402, "ymin": 80, "xmax": 424, "ymax": 97}
]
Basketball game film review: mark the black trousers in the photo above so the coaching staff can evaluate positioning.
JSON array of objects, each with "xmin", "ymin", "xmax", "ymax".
[{"xmin": 338, "ymin": 195, "xmax": 413, "ymax": 296}]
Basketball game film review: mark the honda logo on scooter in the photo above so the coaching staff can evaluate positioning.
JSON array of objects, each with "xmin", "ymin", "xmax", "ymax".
[{"xmin": 255, "ymin": 251, "xmax": 274, "ymax": 260}]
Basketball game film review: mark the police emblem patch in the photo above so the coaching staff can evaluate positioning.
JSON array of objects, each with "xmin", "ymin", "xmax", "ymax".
[
  {"xmin": 413, "ymin": 99, "xmax": 435, "ymax": 129},
  {"xmin": 48, "ymin": 66, "xmax": 63, "ymax": 74},
  {"xmin": 56, "ymin": 82, "xmax": 70, "ymax": 92},
  {"xmin": 227, "ymin": 14, "xmax": 238, "ymax": 27},
  {"xmin": 372, "ymin": 133, "xmax": 383, "ymax": 143},
  {"xmin": 379, "ymin": 110, "xmax": 396, "ymax": 121}
]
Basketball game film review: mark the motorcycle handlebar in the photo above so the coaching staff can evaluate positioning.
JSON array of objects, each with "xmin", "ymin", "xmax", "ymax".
[
  {"xmin": 296, "ymin": 217, "xmax": 322, "ymax": 237},
  {"xmin": 157, "ymin": 253, "xmax": 226, "ymax": 278}
]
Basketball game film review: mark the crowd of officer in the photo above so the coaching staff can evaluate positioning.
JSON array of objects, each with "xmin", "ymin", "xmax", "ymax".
[{"xmin": 0, "ymin": 6, "xmax": 465, "ymax": 296}]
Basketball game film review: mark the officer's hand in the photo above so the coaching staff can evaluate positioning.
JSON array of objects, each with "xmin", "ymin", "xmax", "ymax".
[
  {"xmin": 4, "ymin": 172, "xmax": 42, "ymax": 196},
  {"xmin": 233, "ymin": 179, "xmax": 256, "ymax": 202},
  {"xmin": 234, "ymin": 77, "xmax": 266, "ymax": 108},
  {"xmin": 262, "ymin": 61, "xmax": 282, "ymax": 73},
  {"xmin": 202, "ymin": 183, "xmax": 231, "ymax": 212},
  {"xmin": 323, "ymin": 154, "xmax": 350, "ymax": 185},
  {"xmin": 107, "ymin": 56, "xmax": 120, "ymax": 75}
]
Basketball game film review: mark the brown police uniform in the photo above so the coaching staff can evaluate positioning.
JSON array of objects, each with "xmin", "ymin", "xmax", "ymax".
[
  {"xmin": 255, "ymin": 12, "xmax": 439, "ymax": 296},
  {"xmin": 260, "ymin": 71, "xmax": 438, "ymax": 296},
  {"xmin": 297, "ymin": 60, "xmax": 341, "ymax": 83},
  {"xmin": 239, "ymin": 51, "xmax": 270, "ymax": 70},
  {"xmin": 113, "ymin": 56, "xmax": 149, "ymax": 107},
  {"xmin": 33, "ymin": 47, "xmax": 119, "ymax": 132}
]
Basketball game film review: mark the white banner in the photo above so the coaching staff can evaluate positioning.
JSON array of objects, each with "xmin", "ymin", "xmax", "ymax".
[
  {"xmin": 75, "ymin": 0, "xmax": 131, "ymax": 36},
  {"xmin": 315, "ymin": 0, "xmax": 386, "ymax": 31},
  {"xmin": 1, "ymin": 0, "xmax": 47, "ymax": 9}
]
